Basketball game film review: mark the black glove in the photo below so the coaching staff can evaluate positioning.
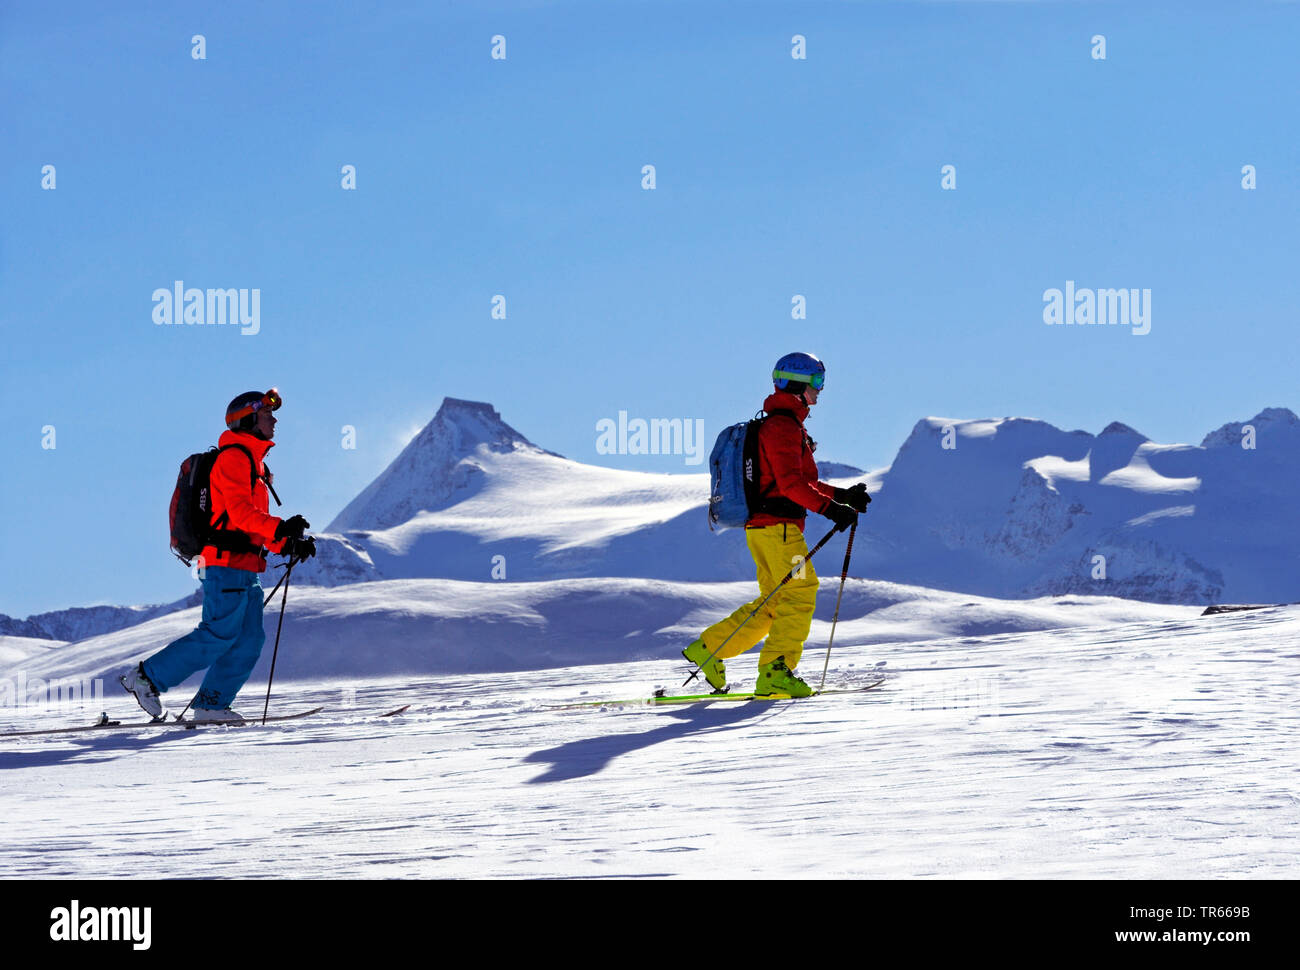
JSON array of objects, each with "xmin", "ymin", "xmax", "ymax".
[
  {"xmin": 832, "ymin": 483, "xmax": 872, "ymax": 514},
  {"xmin": 274, "ymin": 514, "xmax": 310, "ymax": 541},
  {"xmin": 823, "ymin": 501, "xmax": 859, "ymax": 533},
  {"xmin": 282, "ymin": 535, "xmax": 317, "ymax": 560}
]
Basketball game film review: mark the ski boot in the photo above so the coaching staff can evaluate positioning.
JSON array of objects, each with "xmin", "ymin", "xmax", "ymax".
[
  {"xmin": 120, "ymin": 664, "xmax": 164, "ymax": 719},
  {"xmin": 193, "ymin": 707, "xmax": 245, "ymax": 724},
  {"xmin": 755, "ymin": 656, "xmax": 814, "ymax": 698},
  {"xmin": 682, "ymin": 638, "xmax": 727, "ymax": 692}
]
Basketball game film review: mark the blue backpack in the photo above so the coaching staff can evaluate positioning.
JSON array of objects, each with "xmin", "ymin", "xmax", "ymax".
[{"xmin": 707, "ymin": 409, "xmax": 801, "ymax": 531}]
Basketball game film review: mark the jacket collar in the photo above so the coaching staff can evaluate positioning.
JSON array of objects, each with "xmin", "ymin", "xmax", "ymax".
[
  {"xmin": 763, "ymin": 390, "xmax": 810, "ymax": 423},
  {"xmin": 218, "ymin": 428, "xmax": 275, "ymax": 463}
]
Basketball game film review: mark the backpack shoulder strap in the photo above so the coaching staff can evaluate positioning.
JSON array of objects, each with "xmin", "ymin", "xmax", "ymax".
[
  {"xmin": 201, "ymin": 445, "xmax": 267, "ymax": 554},
  {"xmin": 215, "ymin": 443, "xmax": 260, "ymax": 488},
  {"xmin": 751, "ymin": 408, "xmax": 813, "ymax": 517},
  {"xmin": 763, "ymin": 407, "xmax": 800, "ymax": 424}
]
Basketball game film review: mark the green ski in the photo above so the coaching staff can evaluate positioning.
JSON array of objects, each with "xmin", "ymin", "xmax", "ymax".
[{"xmin": 547, "ymin": 678, "xmax": 886, "ymax": 710}]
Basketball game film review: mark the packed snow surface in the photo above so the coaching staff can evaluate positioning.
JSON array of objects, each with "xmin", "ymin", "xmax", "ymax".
[{"xmin": 2, "ymin": 605, "xmax": 1296, "ymax": 879}]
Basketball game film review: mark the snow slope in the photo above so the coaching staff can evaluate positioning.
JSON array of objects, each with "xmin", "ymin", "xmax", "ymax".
[
  {"xmin": 10, "ymin": 577, "xmax": 1195, "ymax": 689},
  {"xmin": 2, "ymin": 605, "xmax": 1295, "ymax": 879},
  {"xmin": 0, "ymin": 636, "xmax": 67, "ymax": 668}
]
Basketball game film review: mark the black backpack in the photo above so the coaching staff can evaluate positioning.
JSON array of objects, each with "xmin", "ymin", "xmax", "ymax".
[{"xmin": 169, "ymin": 444, "xmax": 279, "ymax": 565}]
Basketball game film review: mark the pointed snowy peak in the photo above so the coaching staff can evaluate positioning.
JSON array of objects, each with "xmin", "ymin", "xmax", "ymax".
[
  {"xmin": 1098, "ymin": 421, "xmax": 1147, "ymax": 440},
  {"xmin": 1089, "ymin": 422, "xmax": 1149, "ymax": 482},
  {"xmin": 424, "ymin": 398, "xmax": 547, "ymax": 457},
  {"xmin": 327, "ymin": 398, "xmax": 556, "ymax": 533}
]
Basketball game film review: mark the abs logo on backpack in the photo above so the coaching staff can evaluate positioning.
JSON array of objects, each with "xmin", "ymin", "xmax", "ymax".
[
  {"xmin": 168, "ymin": 444, "xmax": 263, "ymax": 565},
  {"xmin": 171, "ymin": 451, "xmax": 213, "ymax": 564},
  {"xmin": 708, "ymin": 416, "xmax": 765, "ymax": 531},
  {"xmin": 709, "ymin": 408, "xmax": 806, "ymax": 532}
]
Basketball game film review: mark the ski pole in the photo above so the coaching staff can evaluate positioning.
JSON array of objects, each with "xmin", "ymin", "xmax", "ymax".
[
  {"xmin": 818, "ymin": 520, "xmax": 856, "ymax": 692},
  {"xmin": 262, "ymin": 560, "xmax": 293, "ymax": 607},
  {"xmin": 261, "ymin": 555, "xmax": 298, "ymax": 725},
  {"xmin": 683, "ymin": 524, "xmax": 840, "ymax": 687}
]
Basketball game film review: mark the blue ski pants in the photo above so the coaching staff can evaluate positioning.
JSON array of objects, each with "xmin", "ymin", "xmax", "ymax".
[{"xmin": 143, "ymin": 565, "xmax": 266, "ymax": 710}]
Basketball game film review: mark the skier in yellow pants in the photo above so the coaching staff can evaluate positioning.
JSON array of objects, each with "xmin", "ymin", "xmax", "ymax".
[
  {"xmin": 702, "ymin": 523, "xmax": 820, "ymax": 670},
  {"xmin": 685, "ymin": 353, "xmax": 870, "ymax": 696}
]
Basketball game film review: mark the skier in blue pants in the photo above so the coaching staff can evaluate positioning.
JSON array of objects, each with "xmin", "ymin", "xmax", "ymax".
[{"xmin": 121, "ymin": 389, "xmax": 315, "ymax": 722}]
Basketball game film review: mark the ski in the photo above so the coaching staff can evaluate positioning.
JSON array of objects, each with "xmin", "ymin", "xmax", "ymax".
[
  {"xmin": 547, "ymin": 678, "xmax": 886, "ymax": 710},
  {"xmin": 0, "ymin": 706, "xmax": 325, "ymax": 739}
]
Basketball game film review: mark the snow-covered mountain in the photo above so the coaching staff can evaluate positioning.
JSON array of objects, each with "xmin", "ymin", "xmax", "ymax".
[
  {"xmin": 0, "ymin": 591, "xmax": 202, "ymax": 644},
  {"xmin": 293, "ymin": 398, "xmax": 768, "ymax": 587},
  {"xmin": 296, "ymin": 398, "xmax": 1300, "ymax": 605},
  {"xmin": 11, "ymin": 399, "xmax": 1295, "ymax": 648},
  {"xmin": 855, "ymin": 409, "xmax": 1300, "ymax": 604},
  {"xmin": 329, "ymin": 398, "xmax": 562, "ymax": 532}
]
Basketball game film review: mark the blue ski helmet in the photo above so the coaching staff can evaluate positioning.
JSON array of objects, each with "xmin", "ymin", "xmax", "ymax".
[{"xmin": 772, "ymin": 352, "xmax": 826, "ymax": 391}]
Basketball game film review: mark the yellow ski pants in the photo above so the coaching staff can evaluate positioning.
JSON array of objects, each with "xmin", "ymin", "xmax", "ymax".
[{"xmin": 700, "ymin": 523, "xmax": 819, "ymax": 669}]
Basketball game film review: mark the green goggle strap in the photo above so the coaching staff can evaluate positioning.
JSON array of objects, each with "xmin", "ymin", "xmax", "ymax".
[{"xmin": 773, "ymin": 369, "xmax": 825, "ymax": 389}]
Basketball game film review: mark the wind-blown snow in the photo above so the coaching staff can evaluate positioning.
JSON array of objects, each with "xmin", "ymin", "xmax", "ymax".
[
  {"xmin": 1097, "ymin": 444, "xmax": 1200, "ymax": 494},
  {"xmin": 1025, "ymin": 454, "xmax": 1090, "ymax": 486}
]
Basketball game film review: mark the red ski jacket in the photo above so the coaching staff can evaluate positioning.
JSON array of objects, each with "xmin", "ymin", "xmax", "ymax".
[
  {"xmin": 747, "ymin": 391, "xmax": 837, "ymax": 531},
  {"xmin": 201, "ymin": 430, "xmax": 286, "ymax": 572}
]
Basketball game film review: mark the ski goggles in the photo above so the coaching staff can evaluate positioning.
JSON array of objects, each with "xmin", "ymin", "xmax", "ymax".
[
  {"xmin": 227, "ymin": 388, "xmax": 282, "ymax": 425},
  {"xmin": 773, "ymin": 369, "xmax": 825, "ymax": 390}
]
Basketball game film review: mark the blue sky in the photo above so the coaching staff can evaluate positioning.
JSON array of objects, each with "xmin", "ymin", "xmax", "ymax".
[{"xmin": 2, "ymin": 0, "xmax": 1297, "ymax": 615}]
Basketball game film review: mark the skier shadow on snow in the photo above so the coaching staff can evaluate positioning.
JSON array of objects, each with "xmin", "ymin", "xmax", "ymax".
[
  {"xmin": 524, "ymin": 702, "xmax": 783, "ymax": 783},
  {"xmin": 0, "ymin": 729, "xmax": 223, "ymax": 771}
]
